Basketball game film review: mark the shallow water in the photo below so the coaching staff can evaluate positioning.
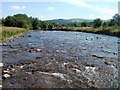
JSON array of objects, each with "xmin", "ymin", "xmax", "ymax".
[{"xmin": 2, "ymin": 31, "xmax": 119, "ymax": 88}]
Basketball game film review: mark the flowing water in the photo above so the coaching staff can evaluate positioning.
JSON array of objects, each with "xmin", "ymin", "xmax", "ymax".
[{"xmin": 2, "ymin": 31, "xmax": 119, "ymax": 88}]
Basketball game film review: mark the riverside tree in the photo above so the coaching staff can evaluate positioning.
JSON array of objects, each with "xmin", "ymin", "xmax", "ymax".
[
  {"xmin": 81, "ymin": 22, "xmax": 88, "ymax": 27},
  {"xmin": 3, "ymin": 14, "xmax": 32, "ymax": 29},
  {"xmin": 108, "ymin": 14, "xmax": 120, "ymax": 26},
  {"xmin": 93, "ymin": 18, "xmax": 102, "ymax": 28}
]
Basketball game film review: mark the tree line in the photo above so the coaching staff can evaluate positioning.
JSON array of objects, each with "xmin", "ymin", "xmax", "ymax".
[{"xmin": 1, "ymin": 14, "xmax": 120, "ymax": 30}]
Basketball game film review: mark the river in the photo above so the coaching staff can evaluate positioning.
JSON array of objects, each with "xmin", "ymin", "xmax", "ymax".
[{"xmin": 2, "ymin": 31, "xmax": 119, "ymax": 88}]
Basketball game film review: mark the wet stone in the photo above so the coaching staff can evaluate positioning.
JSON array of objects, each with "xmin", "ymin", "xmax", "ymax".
[
  {"xmin": 10, "ymin": 79, "xmax": 17, "ymax": 84},
  {"xmin": 92, "ymin": 55, "xmax": 104, "ymax": 58},
  {"xmin": 104, "ymin": 61, "xmax": 111, "ymax": 65},
  {"xmin": 0, "ymin": 63, "xmax": 3, "ymax": 67},
  {"xmin": 2, "ymin": 43, "xmax": 7, "ymax": 46},
  {"xmin": 36, "ymin": 49, "xmax": 42, "ymax": 52},
  {"xmin": 36, "ymin": 57, "xmax": 41, "ymax": 59},
  {"xmin": 3, "ymin": 70, "xmax": 10, "ymax": 73},
  {"xmin": 3, "ymin": 74, "xmax": 11, "ymax": 79},
  {"xmin": 28, "ymin": 35, "xmax": 32, "ymax": 37}
]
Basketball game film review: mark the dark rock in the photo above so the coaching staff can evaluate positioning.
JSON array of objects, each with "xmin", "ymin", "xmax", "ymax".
[
  {"xmin": 10, "ymin": 79, "xmax": 16, "ymax": 84},
  {"xmin": 28, "ymin": 35, "xmax": 32, "ymax": 37},
  {"xmin": 92, "ymin": 55, "xmax": 104, "ymax": 58},
  {"xmin": 104, "ymin": 61, "xmax": 111, "ymax": 65},
  {"xmin": 29, "ymin": 50, "xmax": 32, "ymax": 52},
  {"xmin": 36, "ymin": 57, "xmax": 41, "ymax": 59}
]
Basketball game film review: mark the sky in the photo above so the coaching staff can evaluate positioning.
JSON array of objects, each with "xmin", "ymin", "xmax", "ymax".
[{"xmin": 1, "ymin": 0, "xmax": 119, "ymax": 20}]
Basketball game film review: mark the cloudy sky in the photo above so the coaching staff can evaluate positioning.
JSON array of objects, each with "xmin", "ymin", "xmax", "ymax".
[{"xmin": 1, "ymin": 0, "xmax": 119, "ymax": 20}]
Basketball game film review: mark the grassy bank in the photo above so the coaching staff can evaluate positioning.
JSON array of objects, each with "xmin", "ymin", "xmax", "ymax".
[
  {"xmin": 0, "ymin": 26, "xmax": 119, "ymax": 41},
  {"xmin": 0, "ymin": 26, "xmax": 29, "ymax": 40},
  {"xmin": 56, "ymin": 26, "xmax": 119, "ymax": 37}
]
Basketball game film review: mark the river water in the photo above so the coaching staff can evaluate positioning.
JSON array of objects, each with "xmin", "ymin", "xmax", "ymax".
[{"xmin": 2, "ymin": 31, "xmax": 119, "ymax": 88}]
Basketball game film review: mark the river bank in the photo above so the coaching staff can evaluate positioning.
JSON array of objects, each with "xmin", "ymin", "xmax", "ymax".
[
  {"xmin": 51, "ymin": 26, "xmax": 119, "ymax": 37},
  {"xmin": 1, "ymin": 26, "xmax": 119, "ymax": 44},
  {"xmin": 0, "ymin": 26, "xmax": 31, "ymax": 45}
]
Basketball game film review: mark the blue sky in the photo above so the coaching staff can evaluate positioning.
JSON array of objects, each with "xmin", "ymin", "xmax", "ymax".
[{"xmin": 1, "ymin": 0, "xmax": 118, "ymax": 20}]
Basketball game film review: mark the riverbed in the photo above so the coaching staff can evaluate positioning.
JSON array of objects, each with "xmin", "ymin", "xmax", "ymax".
[{"xmin": 2, "ymin": 31, "xmax": 119, "ymax": 88}]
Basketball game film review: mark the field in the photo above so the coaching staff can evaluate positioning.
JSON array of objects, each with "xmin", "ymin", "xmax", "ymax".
[{"xmin": 0, "ymin": 26, "xmax": 29, "ymax": 40}]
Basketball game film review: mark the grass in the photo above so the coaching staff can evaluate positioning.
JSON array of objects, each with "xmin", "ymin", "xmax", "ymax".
[
  {"xmin": 0, "ymin": 26, "xmax": 119, "ymax": 41},
  {"xmin": 0, "ymin": 26, "xmax": 29, "ymax": 40},
  {"xmin": 57, "ymin": 26, "xmax": 119, "ymax": 37}
]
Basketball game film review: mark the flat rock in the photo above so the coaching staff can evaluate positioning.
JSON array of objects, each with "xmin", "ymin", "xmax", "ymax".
[
  {"xmin": 4, "ymin": 70, "xmax": 10, "ymax": 73},
  {"xmin": 3, "ymin": 74, "xmax": 11, "ymax": 78},
  {"xmin": 36, "ymin": 49, "xmax": 42, "ymax": 52}
]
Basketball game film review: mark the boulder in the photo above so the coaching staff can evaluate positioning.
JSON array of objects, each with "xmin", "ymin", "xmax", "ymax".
[
  {"xmin": 36, "ymin": 49, "xmax": 42, "ymax": 52},
  {"xmin": 3, "ymin": 74, "xmax": 11, "ymax": 78}
]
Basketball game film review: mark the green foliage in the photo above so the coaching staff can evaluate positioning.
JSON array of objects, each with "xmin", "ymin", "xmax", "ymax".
[
  {"xmin": 31, "ymin": 18, "xmax": 40, "ymax": 30},
  {"xmin": 40, "ymin": 22, "xmax": 48, "ymax": 30},
  {"xmin": 3, "ymin": 14, "xmax": 32, "ymax": 29},
  {"xmin": 1, "ymin": 13, "xmax": 119, "ymax": 35},
  {"xmin": 102, "ymin": 22, "xmax": 108, "ymax": 27},
  {"xmin": 93, "ymin": 18, "xmax": 102, "ymax": 28},
  {"xmin": 48, "ymin": 24, "xmax": 53, "ymax": 30},
  {"xmin": 81, "ymin": 22, "xmax": 88, "ymax": 27},
  {"xmin": 108, "ymin": 14, "xmax": 120, "ymax": 26}
]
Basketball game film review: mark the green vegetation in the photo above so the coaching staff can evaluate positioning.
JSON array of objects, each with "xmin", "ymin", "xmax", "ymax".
[
  {"xmin": 60, "ymin": 26, "xmax": 119, "ymax": 37},
  {"xmin": 93, "ymin": 18, "xmax": 102, "ymax": 28},
  {"xmin": 1, "ymin": 13, "xmax": 120, "ymax": 39},
  {"xmin": 0, "ymin": 26, "xmax": 29, "ymax": 40},
  {"xmin": 45, "ymin": 18, "xmax": 94, "ymax": 23},
  {"xmin": 2, "ymin": 14, "xmax": 57, "ymax": 30}
]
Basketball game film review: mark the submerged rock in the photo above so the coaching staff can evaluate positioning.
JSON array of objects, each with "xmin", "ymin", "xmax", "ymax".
[
  {"xmin": 104, "ymin": 61, "xmax": 111, "ymax": 65},
  {"xmin": 29, "ymin": 43, "xmax": 32, "ymax": 45},
  {"xmin": 28, "ymin": 35, "xmax": 32, "ymax": 37},
  {"xmin": 0, "ymin": 63, "xmax": 3, "ymax": 67},
  {"xmin": 10, "ymin": 80, "xmax": 16, "ymax": 84}
]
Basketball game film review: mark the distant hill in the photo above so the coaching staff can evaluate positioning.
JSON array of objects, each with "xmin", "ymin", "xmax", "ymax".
[{"xmin": 44, "ymin": 18, "xmax": 109, "ymax": 23}]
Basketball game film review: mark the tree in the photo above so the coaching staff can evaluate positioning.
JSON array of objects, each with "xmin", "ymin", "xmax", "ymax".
[
  {"xmin": 93, "ymin": 18, "xmax": 102, "ymax": 28},
  {"xmin": 4, "ymin": 16, "xmax": 15, "ymax": 27},
  {"xmin": 32, "ymin": 18, "xmax": 40, "ymax": 30},
  {"xmin": 102, "ymin": 22, "xmax": 108, "ymax": 27},
  {"xmin": 108, "ymin": 14, "xmax": 120, "ymax": 26},
  {"xmin": 48, "ymin": 24, "xmax": 53, "ymax": 30},
  {"xmin": 40, "ymin": 22, "xmax": 48, "ymax": 30},
  {"xmin": 81, "ymin": 22, "xmax": 88, "ymax": 27},
  {"xmin": 3, "ymin": 14, "xmax": 32, "ymax": 29}
]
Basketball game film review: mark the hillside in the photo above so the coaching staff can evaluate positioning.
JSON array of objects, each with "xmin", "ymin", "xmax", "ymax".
[{"xmin": 45, "ymin": 18, "xmax": 109, "ymax": 23}]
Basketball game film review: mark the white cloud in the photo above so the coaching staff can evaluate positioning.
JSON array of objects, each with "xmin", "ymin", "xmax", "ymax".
[
  {"xmin": 47, "ymin": 7, "xmax": 55, "ymax": 11},
  {"xmin": 64, "ymin": 0, "xmax": 117, "ymax": 15},
  {"xmin": 11, "ymin": 5, "xmax": 26, "ymax": 10}
]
